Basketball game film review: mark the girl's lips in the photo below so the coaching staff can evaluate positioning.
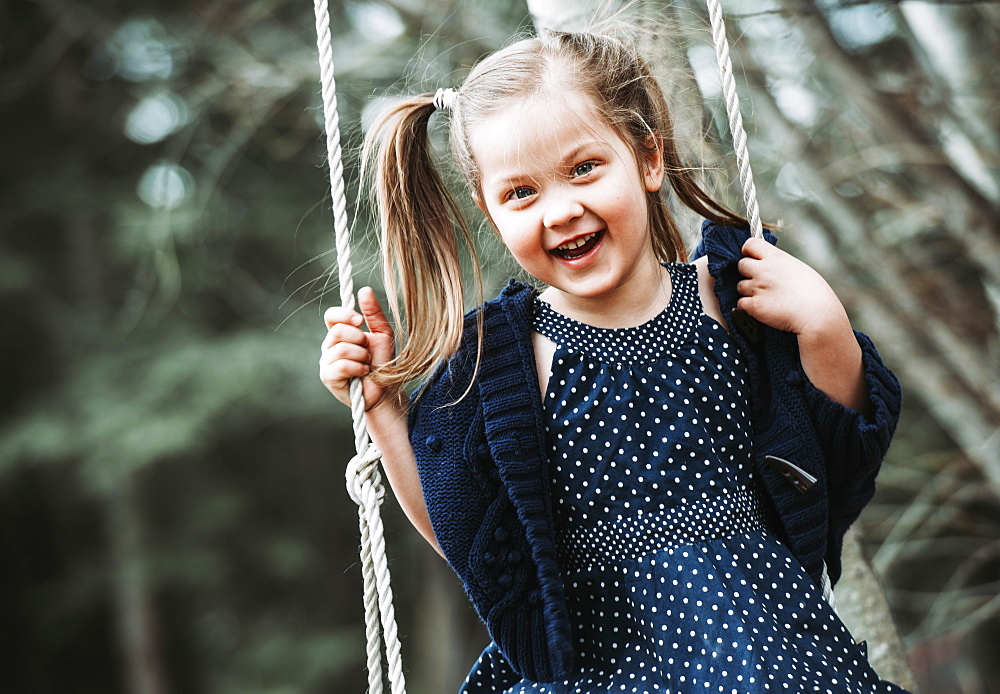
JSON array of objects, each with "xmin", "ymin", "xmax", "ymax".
[{"xmin": 551, "ymin": 230, "xmax": 604, "ymax": 260}]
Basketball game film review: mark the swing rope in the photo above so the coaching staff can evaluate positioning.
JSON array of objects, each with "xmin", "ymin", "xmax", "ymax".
[
  {"xmin": 705, "ymin": 0, "xmax": 764, "ymax": 240},
  {"xmin": 312, "ymin": 0, "xmax": 406, "ymax": 692},
  {"xmin": 703, "ymin": 2, "xmax": 838, "ymax": 605},
  {"xmin": 310, "ymin": 3, "xmax": 763, "ymax": 692},
  {"xmin": 701, "ymin": 0, "xmax": 841, "ymax": 603}
]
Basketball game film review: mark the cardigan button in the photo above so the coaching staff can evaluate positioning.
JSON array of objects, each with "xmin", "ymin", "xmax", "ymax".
[
  {"xmin": 765, "ymin": 455, "xmax": 817, "ymax": 493},
  {"xmin": 506, "ymin": 551, "xmax": 521, "ymax": 564},
  {"xmin": 425, "ymin": 435, "xmax": 442, "ymax": 453},
  {"xmin": 732, "ymin": 308, "xmax": 762, "ymax": 344},
  {"xmin": 484, "ymin": 552, "xmax": 496, "ymax": 565},
  {"xmin": 497, "ymin": 573, "xmax": 512, "ymax": 587},
  {"xmin": 785, "ymin": 370, "xmax": 804, "ymax": 385},
  {"xmin": 493, "ymin": 527, "xmax": 508, "ymax": 543}
]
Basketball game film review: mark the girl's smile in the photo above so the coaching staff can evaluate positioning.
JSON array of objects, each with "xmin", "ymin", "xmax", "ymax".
[
  {"xmin": 472, "ymin": 91, "xmax": 668, "ymax": 327},
  {"xmin": 552, "ymin": 229, "xmax": 603, "ymax": 260}
]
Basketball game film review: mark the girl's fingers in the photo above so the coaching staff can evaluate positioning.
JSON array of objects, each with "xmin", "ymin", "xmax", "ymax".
[
  {"xmin": 741, "ymin": 236, "xmax": 771, "ymax": 260},
  {"xmin": 735, "ymin": 295, "xmax": 756, "ymax": 316},
  {"xmin": 324, "ymin": 306, "xmax": 364, "ymax": 330},
  {"xmin": 737, "ymin": 254, "xmax": 775, "ymax": 287},
  {"xmin": 357, "ymin": 287, "xmax": 394, "ymax": 337},
  {"xmin": 320, "ymin": 362, "xmax": 370, "ymax": 404},
  {"xmin": 321, "ymin": 358, "xmax": 370, "ymax": 382},
  {"xmin": 320, "ymin": 292, "xmax": 395, "ymax": 411},
  {"xmin": 320, "ymin": 341, "xmax": 372, "ymax": 365},
  {"xmin": 322, "ymin": 322, "xmax": 369, "ymax": 350},
  {"xmin": 736, "ymin": 256, "xmax": 757, "ymax": 279}
]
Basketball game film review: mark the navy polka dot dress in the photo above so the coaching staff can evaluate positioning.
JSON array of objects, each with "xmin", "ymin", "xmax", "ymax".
[{"xmin": 460, "ymin": 264, "xmax": 905, "ymax": 694}]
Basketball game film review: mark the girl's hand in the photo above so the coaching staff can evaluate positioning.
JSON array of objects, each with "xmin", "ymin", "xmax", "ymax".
[
  {"xmin": 321, "ymin": 289, "xmax": 437, "ymax": 553},
  {"xmin": 320, "ymin": 287, "xmax": 397, "ymax": 411},
  {"xmin": 735, "ymin": 237, "xmax": 849, "ymax": 341},
  {"xmin": 736, "ymin": 237, "xmax": 871, "ymax": 413}
]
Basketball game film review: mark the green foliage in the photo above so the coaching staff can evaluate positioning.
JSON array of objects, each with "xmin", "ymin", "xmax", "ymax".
[
  {"xmin": 4, "ymin": 0, "xmax": 998, "ymax": 691},
  {"xmin": 0, "ymin": 329, "xmax": 325, "ymax": 491},
  {"xmin": 219, "ymin": 630, "xmax": 358, "ymax": 694},
  {"xmin": 0, "ymin": 0, "xmax": 518, "ymax": 690}
]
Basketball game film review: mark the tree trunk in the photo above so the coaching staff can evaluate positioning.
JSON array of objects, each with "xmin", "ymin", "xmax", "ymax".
[
  {"xmin": 735, "ymin": 49, "xmax": 1000, "ymax": 498},
  {"xmin": 836, "ymin": 527, "xmax": 920, "ymax": 692},
  {"xmin": 108, "ymin": 475, "xmax": 168, "ymax": 694},
  {"xmin": 776, "ymin": 0, "xmax": 1000, "ymax": 289}
]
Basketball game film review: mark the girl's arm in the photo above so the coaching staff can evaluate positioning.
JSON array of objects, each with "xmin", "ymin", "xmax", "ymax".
[
  {"xmin": 320, "ymin": 288, "xmax": 442, "ymax": 555},
  {"xmin": 732, "ymin": 237, "xmax": 871, "ymax": 416}
]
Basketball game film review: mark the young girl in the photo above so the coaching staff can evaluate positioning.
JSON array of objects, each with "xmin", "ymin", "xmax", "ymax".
[{"xmin": 320, "ymin": 30, "xmax": 908, "ymax": 694}]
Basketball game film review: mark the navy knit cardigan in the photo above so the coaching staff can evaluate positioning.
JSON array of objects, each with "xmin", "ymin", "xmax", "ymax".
[{"xmin": 408, "ymin": 221, "xmax": 902, "ymax": 682}]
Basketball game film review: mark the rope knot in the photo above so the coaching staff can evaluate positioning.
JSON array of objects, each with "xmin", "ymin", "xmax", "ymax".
[{"xmin": 346, "ymin": 445, "xmax": 386, "ymax": 507}]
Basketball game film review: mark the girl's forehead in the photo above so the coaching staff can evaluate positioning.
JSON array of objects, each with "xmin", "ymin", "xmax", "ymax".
[{"xmin": 469, "ymin": 91, "xmax": 625, "ymax": 174}]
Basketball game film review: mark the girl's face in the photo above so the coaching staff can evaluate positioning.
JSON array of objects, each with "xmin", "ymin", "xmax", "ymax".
[{"xmin": 472, "ymin": 91, "xmax": 664, "ymax": 309}]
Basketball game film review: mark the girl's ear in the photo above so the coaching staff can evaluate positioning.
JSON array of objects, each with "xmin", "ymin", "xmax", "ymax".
[
  {"xmin": 472, "ymin": 192, "xmax": 487, "ymax": 214},
  {"xmin": 643, "ymin": 136, "xmax": 665, "ymax": 192},
  {"xmin": 473, "ymin": 192, "xmax": 501, "ymax": 235}
]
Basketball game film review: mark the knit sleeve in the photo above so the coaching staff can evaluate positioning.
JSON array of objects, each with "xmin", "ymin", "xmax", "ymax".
[{"xmin": 800, "ymin": 330, "xmax": 901, "ymax": 553}]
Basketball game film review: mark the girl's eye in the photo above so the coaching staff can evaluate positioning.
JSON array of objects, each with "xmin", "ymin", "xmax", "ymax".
[
  {"xmin": 507, "ymin": 186, "xmax": 535, "ymax": 201},
  {"xmin": 572, "ymin": 161, "xmax": 597, "ymax": 177}
]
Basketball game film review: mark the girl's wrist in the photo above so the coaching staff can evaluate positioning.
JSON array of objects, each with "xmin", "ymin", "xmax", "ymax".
[
  {"xmin": 367, "ymin": 386, "xmax": 408, "ymax": 419},
  {"xmin": 793, "ymin": 294, "xmax": 852, "ymax": 345},
  {"xmin": 795, "ymin": 312, "xmax": 870, "ymax": 413},
  {"xmin": 796, "ymin": 311, "xmax": 853, "ymax": 353}
]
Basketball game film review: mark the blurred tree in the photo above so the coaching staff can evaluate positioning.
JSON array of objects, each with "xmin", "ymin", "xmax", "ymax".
[
  {"xmin": 676, "ymin": 1, "xmax": 1000, "ymax": 690},
  {"xmin": 0, "ymin": 0, "xmax": 493, "ymax": 691},
  {"xmin": 1, "ymin": 1, "xmax": 998, "ymax": 693}
]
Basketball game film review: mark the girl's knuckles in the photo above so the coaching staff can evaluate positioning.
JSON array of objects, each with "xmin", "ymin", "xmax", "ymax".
[
  {"xmin": 331, "ymin": 344, "xmax": 370, "ymax": 363},
  {"xmin": 327, "ymin": 323, "xmax": 357, "ymax": 341}
]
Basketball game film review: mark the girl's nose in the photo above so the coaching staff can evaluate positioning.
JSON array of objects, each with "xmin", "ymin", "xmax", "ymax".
[{"xmin": 542, "ymin": 189, "xmax": 584, "ymax": 229}]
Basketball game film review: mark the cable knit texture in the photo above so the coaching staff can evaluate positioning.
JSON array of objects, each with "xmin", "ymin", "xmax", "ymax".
[{"xmin": 409, "ymin": 220, "xmax": 902, "ymax": 682}]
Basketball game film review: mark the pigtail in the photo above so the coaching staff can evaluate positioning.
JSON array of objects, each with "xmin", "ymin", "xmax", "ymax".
[
  {"xmin": 661, "ymin": 140, "xmax": 749, "ymax": 233},
  {"xmin": 361, "ymin": 95, "xmax": 482, "ymax": 388},
  {"xmin": 630, "ymin": 46, "xmax": 748, "ymax": 261}
]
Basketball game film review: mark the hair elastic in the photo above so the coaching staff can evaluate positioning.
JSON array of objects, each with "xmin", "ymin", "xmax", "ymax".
[{"xmin": 433, "ymin": 87, "xmax": 459, "ymax": 111}]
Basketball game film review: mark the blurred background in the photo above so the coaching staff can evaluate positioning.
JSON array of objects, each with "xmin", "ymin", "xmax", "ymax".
[{"xmin": 1, "ymin": 0, "xmax": 998, "ymax": 692}]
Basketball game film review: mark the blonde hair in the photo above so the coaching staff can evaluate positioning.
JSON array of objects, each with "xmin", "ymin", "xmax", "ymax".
[{"xmin": 363, "ymin": 30, "xmax": 746, "ymax": 389}]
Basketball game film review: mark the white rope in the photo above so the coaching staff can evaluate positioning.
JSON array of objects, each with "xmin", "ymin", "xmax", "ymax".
[
  {"xmin": 312, "ymin": 0, "xmax": 406, "ymax": 692},
  {"xmin": 703, "ymin": 2, "xmax": 843, "ymax": 610},
  {"xmin": 705, "ymin": 0, "xmax": 764, "ymax": 238}
]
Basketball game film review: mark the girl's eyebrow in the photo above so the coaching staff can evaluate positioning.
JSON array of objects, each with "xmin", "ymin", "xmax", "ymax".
[
  {"xmin": 482, "ymin": 168, "xmax": 535, "ymax": 195},
  {"xmin": 483, "ymin": 140, "xmax": 611, "ymax": 191},
  {"xmin": 561, "ymin": 140, "xmax": 610, "ymax": 163},
  {"xmin": 481, "ymin": 159, "xmax": 542, "ymax": 193}
]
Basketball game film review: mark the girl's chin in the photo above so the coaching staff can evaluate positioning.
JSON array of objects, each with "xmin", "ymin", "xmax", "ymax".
[{"xmin": 546, "ymin": 277, "xmax": 622, "ymax": 302}]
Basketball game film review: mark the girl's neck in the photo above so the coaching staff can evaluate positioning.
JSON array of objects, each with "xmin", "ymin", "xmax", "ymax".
[{"xmin": 538, "ymin": 255, "xmax": 673, "ymax": 329}]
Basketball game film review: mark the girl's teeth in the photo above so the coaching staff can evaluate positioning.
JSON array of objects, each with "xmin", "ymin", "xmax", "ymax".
[
  {"xmin": 553, "ymin": 230, "xmax": 603, "ymax": 259},
  {"xmin": 559, "ymin": 233, "xmax": 595, "ymax": 251}
]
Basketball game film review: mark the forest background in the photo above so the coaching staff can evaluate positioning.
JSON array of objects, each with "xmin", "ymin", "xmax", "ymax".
[{"xmin": 1, "ymin": 0, "xmax": 998, "ymax": 692}]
